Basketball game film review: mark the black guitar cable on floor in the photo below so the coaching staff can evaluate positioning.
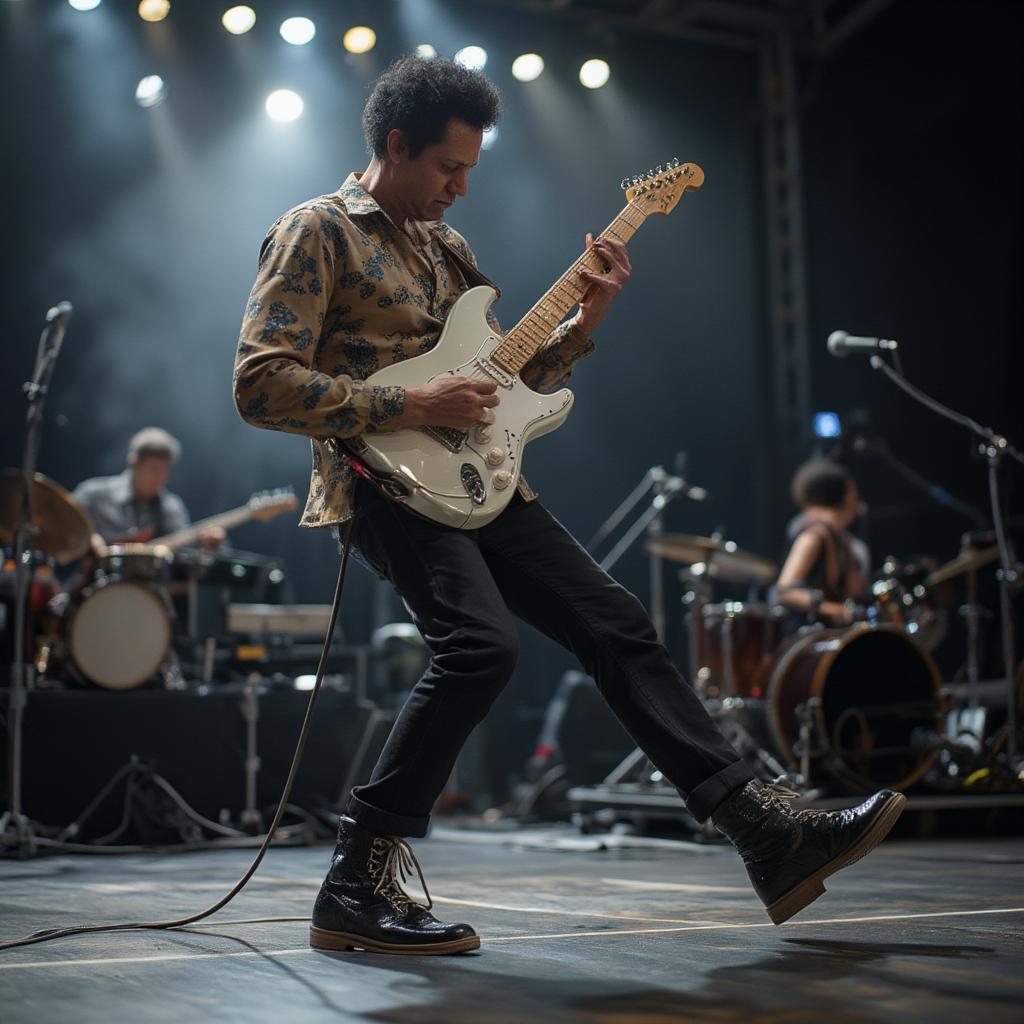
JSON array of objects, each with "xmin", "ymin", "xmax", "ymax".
[{"xmin": 0, "ymin": 519, "xmax": 355, "ymax": 954}]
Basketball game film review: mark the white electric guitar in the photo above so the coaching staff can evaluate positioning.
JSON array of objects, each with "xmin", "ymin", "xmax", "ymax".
[{"xmin": 344, "ymin": 160, "xmax": 704, "ymax": 528}]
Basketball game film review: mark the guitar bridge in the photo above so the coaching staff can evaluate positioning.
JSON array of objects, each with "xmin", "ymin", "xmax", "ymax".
[{"xmin": 423, "ymin": 426, "xmax": 468, "ymax": 452}]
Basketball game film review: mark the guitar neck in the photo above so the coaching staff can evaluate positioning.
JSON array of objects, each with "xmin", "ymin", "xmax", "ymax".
[
  {"xmin": 492, "ymin": 203, "xmax": 648, "ymax": 374},
  {"xmin": 152, "ymin": 506, "xmax": 254, "ymax": 551}
]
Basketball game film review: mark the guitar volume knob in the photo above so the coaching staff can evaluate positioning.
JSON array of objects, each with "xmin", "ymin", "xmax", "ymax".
[
  {"xmin": 474, "ymin": 425, "xmax": 492, "ymax": 444},
  {"xmin": 485, "ymin": 447, "xmax": 506, "ymax": 466},
  {"xmin": 492, "ymin": 470, "xmax": 512, "ymax": 490}
]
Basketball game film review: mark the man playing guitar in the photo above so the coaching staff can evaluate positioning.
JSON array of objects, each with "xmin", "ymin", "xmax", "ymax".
[{"xmin": 234, "ymin": 55, "xmax": 904, "ymax": 956}]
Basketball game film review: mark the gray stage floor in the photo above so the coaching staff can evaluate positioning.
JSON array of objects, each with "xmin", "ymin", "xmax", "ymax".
[{"xmin": 1, "ymin": 826, "xmax": 1022, "ymax": 1023}]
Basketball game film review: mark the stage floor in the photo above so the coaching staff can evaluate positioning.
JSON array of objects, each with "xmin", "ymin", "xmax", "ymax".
[{"xmin": 1, "ymin": 825, "xmax": 1022, "ymax": 1023}]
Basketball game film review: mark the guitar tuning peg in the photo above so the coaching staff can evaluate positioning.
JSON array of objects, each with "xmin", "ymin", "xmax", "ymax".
[
  {"xmin": 647, "ymin": 168, "xmax": 655, "ymax": 179},
  {"xmin": 670, "ymin": 157, "xmax": 679, "ymax": 168},
  {"xmin": 620, "ymin": 177, "xmax": 630, "ymax": 190},
  {"xmin": 655, "ymin": 164, "xmax": 663, "ymax": 175}
]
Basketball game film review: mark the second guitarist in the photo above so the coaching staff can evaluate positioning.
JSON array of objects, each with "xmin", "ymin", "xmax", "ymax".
[{"xmin": 72, "ymin": 426, "xmax": 226, "ymax": 558}]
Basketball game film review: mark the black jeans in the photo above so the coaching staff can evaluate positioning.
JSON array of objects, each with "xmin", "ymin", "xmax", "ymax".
[{"xmin": 343, "ymin": 482, "xmax": 753, "ymax": 837}]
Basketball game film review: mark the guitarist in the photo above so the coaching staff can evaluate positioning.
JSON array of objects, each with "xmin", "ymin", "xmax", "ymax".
[
  {"xmin": 234, "ymin": 56, "xmax": 904, "ymax": 956},
  {"xmin": 72, "ymin": 426, "xmax": 225, "ymax": 559}
]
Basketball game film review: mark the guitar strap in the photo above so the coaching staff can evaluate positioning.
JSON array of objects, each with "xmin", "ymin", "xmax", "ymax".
[{"xmin": 430, "ymin": 230, "xmax": 503, "ymax": 299}]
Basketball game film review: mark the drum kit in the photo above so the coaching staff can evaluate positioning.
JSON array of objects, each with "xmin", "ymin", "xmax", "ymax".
[
  {"xmin": 0, "ymin": 470, "xmax": 295, "ymax": 692},
  {"xmin": 646, "ymin": 530, "xmax": 1010, "ymax": 794}
]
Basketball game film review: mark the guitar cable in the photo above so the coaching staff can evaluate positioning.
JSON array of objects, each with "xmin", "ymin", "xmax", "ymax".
[{"xmin": 0, "ymin": 518, "xmax": 355, "ymax": 954}]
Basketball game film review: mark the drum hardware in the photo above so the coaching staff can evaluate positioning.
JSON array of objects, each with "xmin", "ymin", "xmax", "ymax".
[
  {"xmin": 688, "ymin": 600, "xmax": 786, "ymax": 700},
  {"xmin": 707, "ymin": 696, "xmax": 795, "ymax": 786},
  {"xmin": 761, "ymin": 623, "xmax": 943, "ymax": 793},
  {"xmin": 646, "ymin": 533, "xmax": 777, "ymax": 586},
  {"xmin": 793, "ymin": 697, "xmax": 822, "ymax": 789},
  {"xmin": 870, "ymin": 555, "xmax": 949, "ymax": 652},
  {"xmin": 0, "ymin": 469, "xmax": 93, "ymax": 568},
  {"xmin": 865, "ymin": 349, "xmax": 1022, "ymax": 770},
  {"xmin": 98, "ymin": 543, "xmax": 173, "ymax": 583},
  {"xmin": 47, "ymin": 577, "xmax": 180, "ymax": 691}
]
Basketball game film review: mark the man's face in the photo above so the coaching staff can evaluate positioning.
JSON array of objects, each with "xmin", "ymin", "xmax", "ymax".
[
  {"xmin": 131, "ymin": 455, "xmax": 171, "ymax": 501},
  {"xmin": 394, "ymin": 118, "xmax": 482, "ymax": 222}
]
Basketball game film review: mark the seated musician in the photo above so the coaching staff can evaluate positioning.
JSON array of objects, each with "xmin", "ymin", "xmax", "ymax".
[
  {"xmin": 775, "ymin": 459, "xmax": 870, "ymax": 627},
  {"xmin": 71, "ymin": 427, "xmax": 225, "ymax": 558}
]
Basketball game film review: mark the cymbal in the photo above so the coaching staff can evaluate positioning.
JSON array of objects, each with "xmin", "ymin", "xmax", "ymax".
[
  {"xmin": 925, "ymin": 545, "xmax": 1000, "ymax": 587},
  {"xmin": 0, "ymin": 470, "xmax": 93, "ymax": 565},
  {"xmin": 646, "ymin": 533, "xmax": 777, "ymax": 584}
]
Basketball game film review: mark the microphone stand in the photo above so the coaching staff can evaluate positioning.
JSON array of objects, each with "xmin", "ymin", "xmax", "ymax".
[
  {"xmin": 869, "ymin": 352, "xmax": 1023, "ymax": 770},
  {"xmin": 586, "ymin": 465, "xmax": 708, "ymax": 640},
  {"xmin": 1, "ymin": 302, "xmax": 72, "ymax": 857},
  {"xmin": 852, "ymin": 435, "xmax": 988, "ymax": 526}
]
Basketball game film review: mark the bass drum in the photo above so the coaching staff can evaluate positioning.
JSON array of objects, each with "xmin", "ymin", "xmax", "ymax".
[
  {"xmin": 767, "ymin": 623, "xmax": 941, "ymax": 792},
  {"xmin": 65, "ymin": 579, "xmax": 173, "ymax": 690}
]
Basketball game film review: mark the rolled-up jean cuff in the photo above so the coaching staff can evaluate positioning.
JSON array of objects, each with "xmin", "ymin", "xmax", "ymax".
[
  {"xmin": 346, "ymin": 789, "xmax": 430, "ymax": 838},
  {"xmin": 685, "ymin": 759, "xmax": 756, "ymax": 823}
]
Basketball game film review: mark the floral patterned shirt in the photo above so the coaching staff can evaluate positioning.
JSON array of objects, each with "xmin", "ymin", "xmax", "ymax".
[{"xmin": 234, "ymin": 173, "xmax": 596, "ymax": 527}]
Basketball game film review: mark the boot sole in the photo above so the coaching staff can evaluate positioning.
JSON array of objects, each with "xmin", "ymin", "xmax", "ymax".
[
  {"xmin": 309, "ymin": 926, "xmax": 481, "ymax": 956},
  {"xmin": 766, "ymin": 791, "xmax": 907, "ymax": 926}
]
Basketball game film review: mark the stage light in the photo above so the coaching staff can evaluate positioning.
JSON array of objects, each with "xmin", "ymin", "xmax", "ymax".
[
  {"xmin": 280, "ymin": 16, "xmax": 315, "ymax": 46},
  {"xmin": 454, "ymin": 46, "xmax": 487, "ymax": 71},
  {"xmin": 813, "ymin": 411, "xmax": 842, "ymax": 439},
  {"xmin": 579, "ymin": 58, "xmax": 610, "ymax": 89},
  {"xmin": 415, "ymin": 44, "xmax": 436, "ymax": 60},
  {"xmin": 222, "ymin": 5, "xmax": 255, "ymax": 34},
  {"xmin": 138, "ymin": 0, "xmax": 169, "ymax": 22},
  {"xmin": 68, "ymin": 0, "xmax": 101, "ymax": 10},
  {"xmin": 343, "ymin": 26, "xmax": 376, "ymax": 54},
  {"xmin": 481, "ymin": 126, "xmax": 498, "ymax": 150},
  {"xmin": 135, "ymin": 74, "xmax": 166, "ymax": 108},
  {"xmin": 265, "ymin": 89, "xmax": 304, "ymax": 122},
  {"xmin": 511, "ymin": 53, "xmax": 544, "ymax": 82}
]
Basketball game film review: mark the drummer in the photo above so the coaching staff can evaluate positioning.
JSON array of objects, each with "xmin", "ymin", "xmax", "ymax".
[
  {"xmin": 72, "ymin": 427, "xmax": 224, "ymax": 558},
  {"xmin": 774, "ymin": 459, "xmax": 870, "ymax": 626}
]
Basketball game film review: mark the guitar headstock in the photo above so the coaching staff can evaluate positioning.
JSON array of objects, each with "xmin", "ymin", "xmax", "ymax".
[
  {"xmin": 248, "ymin": 488, "xmax": 298, "ymax": 521},
  {"xmin": 621, "ymin": 158, "xmax": 704, "ymax": 216}
]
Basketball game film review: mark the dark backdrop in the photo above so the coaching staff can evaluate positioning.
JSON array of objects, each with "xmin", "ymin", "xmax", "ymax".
[{"xmin": 2, "ymin": 0, "xmax": 1020, "ymax": 803}]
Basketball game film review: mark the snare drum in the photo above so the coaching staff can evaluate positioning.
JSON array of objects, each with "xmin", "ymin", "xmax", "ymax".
[
  {"xmin": 766, "ymin": 623, "xmax": 942, "ymax": 791},
  {"xmin": 692, "ymin": 601, "xmax": 786, "ymax": 699},
  {"xmin": 97, "ymin": 543, "xmax": 173, "ymax": 583},
  {"xmin": 63, "ymin": 578, "xmax": 174, "ymax": 690}
]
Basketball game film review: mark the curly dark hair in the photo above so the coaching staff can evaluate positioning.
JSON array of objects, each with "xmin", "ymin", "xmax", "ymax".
[
  {"xmin": 362, "ymin": 56, "xmax": 502, "ymax": 159},
  {"xmin": 790, "ymin": 459, "xmax": 853, "ymax": 509}
]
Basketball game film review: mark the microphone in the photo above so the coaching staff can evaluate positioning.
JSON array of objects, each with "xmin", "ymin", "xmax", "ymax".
[
  {"xmin": 827, "ymin": 330, "xmax": 898, "ymax": 358},
  {"xmin": 46, "ymin": 301, "xmax": 73, "ymax": 326},
  {"xmin": 25, "ymin": 301, "xmax": 73, "ymax": 402}
]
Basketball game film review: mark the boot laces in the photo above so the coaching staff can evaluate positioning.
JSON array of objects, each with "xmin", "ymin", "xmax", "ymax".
[
  {"xmin": 762, "ymin": 781, "xmax": 835, "ymax": 830},
  {"xmin": 367, "ymin": 836, "xmax": 432, "ymax": 911},
  {"xmin": 761, "ymin": 781, "xmax": 802, "ymax": 810}
]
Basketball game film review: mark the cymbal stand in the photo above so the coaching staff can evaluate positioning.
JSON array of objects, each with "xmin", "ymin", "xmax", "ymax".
[
  {"xmin": 2, "ymin": 303, "xmax": 72, "ymax": 858},
  {"xmin": 870, "ymin": 352, "xmax": 1023, "ymax": 769},
  {"xmin": 587, "ymin": 463, "xmax": 709, "ymax": 640},
  {"xmin": 961, "ymin": 567, "xmax": 983, "ymax": 709}
]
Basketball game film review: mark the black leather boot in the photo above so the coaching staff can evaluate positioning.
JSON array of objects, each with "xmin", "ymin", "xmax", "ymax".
[
  {"xmin": 309, "ymin": 816, "xmax": 480, "ymax": 955},
  {"xmin": 712, "ymin": 781, "xmax": 906, "ymax": 925}
]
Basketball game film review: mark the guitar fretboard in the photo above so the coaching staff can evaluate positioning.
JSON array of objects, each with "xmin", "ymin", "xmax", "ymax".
[
  {"xmin": 492, "ymin": 203, "xmax": 647, "ymax": 374},
  {"xmin": 153, "ymin": 505, "xmax": 260, "ymax": 551}
]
